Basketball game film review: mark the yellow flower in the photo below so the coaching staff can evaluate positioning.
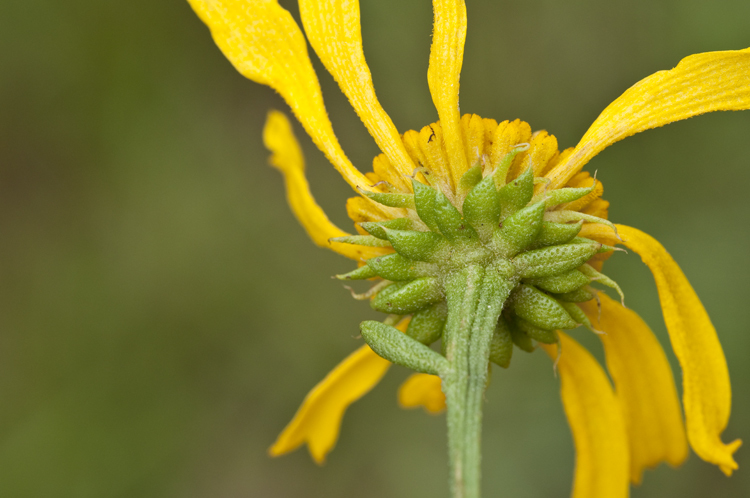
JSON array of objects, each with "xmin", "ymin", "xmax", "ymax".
[{"xmin": 187, "ymin": 0, "xmax": 748, "ymax": 496}]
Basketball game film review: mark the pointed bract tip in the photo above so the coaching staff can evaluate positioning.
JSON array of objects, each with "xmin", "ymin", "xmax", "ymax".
[
  {"xmin": 344, "ymin": 280, "xmax": 390, "ymax": 301},
  {"xmin": 589, "ymin": 326, "xmax": 606, "ymax": 335},
  {"xmin": 552, "ymin": 342, "xmax": 562, "ymax": 377}
]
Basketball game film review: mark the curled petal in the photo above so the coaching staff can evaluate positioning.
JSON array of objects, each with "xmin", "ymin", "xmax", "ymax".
[
  {"xmin": 263, "ymin": 111, "xmax": 387, "ymax": 260},
  {"xmin": 581, "ymin": 294, "xmax": 688, "ymax": 484},
  {"xmin": 398, "ymin": 373, "xmax": 446, "ymax": 414},
  {"xmin": 269, "ymin": 345, "xmax": 391, "ymax": 464},
  {"xmin": 541, "ymin": 333, "xmax": 629, "ymax": 498},
  {"xmin": 546, "ymin": 48, "xmax": 750, "ymax": 188},
  {"xmin": 428, "ymin": 0, "xmax": 468, "ymax": 186},
  {"xmin": 613, "ymin": 225, "xmax": 741, "ymax": 475},
  {"xmin": 299, "ymin": 0, "xmax": 416, "ymax": 179},
  {"xmin": 188, "ymin": 0, "xmax": 370, "ymax": 189}
]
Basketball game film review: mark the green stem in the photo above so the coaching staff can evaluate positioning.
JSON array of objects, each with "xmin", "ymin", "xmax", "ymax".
[{"xmin": 441, "ymin": 262, "xmax": 516, "ymax": 498}]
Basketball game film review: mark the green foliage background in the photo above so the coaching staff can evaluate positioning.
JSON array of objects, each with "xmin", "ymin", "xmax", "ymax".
[{"xmin": 1, "ymin": 0, "xmax": 749, "ymax": 496}]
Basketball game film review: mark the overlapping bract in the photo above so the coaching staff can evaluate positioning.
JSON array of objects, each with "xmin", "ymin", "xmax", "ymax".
[{"xmin": 336, "ymin": 152, "xmax": 619, "ymax": 370}]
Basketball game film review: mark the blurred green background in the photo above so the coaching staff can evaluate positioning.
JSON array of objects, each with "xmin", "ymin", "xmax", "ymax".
[{"xmin": 1, "ymin": 0, "xmax": 749, "ymax": 496}]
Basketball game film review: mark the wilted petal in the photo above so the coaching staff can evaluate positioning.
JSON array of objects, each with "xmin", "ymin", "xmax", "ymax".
[
  {"xmin": 428, "ymin": 0, "xmax": 468, "ymax": 186},
  {"xmin": 582, "ymin": 295, "xmax": 688, "ymax": 484},
  {"xmin": 614, "ymin": 225, "xmax": 741, "ymax": 475},
  {"xmin": 263, "ymin": 111, "xmax": 388, "ymax": 260},
  {"xmin": 188, "ymin": 0, "xmax": 370, "ymax": 189},
  {"xmin": 542, "ymin": 333, "xmax": 629, "ymax": 498},
  {"xmin": 298, "ymin": 0, "xmax": 416, "ymax": 179},
  {"xmin": 269, "ymin": 345, "xmax": 391, "ymax": 464},
  {"xmin": 546, "ymin": 48, "xmax": 750, "ymax": 188}
]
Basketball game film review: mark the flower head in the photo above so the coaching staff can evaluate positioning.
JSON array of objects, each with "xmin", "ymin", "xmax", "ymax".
[{"xmin": 188, "ymin": 0, "xmax": 749, "ymax": 495}]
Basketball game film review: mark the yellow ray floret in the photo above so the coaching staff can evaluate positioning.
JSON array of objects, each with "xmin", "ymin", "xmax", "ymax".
[
  {"xmin": 188, "ymin": 0, "xmax": 370, "ymax": 190},
  {"xmin": 402, "ymin": 123, "xmax": 455, "ymax": 194},
  {"xmin": 270, "ymin": 318, "xmax": 414, "ymax": 464},
  {"xmin": 580, "ymin": 223, "xmax": 741, "ymax": 474},
  {"xmin": 542, "ymin": 333, "xmax": 629, "ymax": 498},
  {"xmin": 269, "ymin": 344, "xmax": 392, "ymax": 464},
  {"xmin": 614, "ymin": 225, "xmax": 742, "ymax": 475},
  {"xmin": 546, "ymin": 47, "xmax": 750, "ymax": 188},
  {"xmin": 461, "ymin": 113, "xmax": 488, "ymax": 170},
  {"xmin": 398, "ymin": 373, "xmax": 446, "ymax": 414},
  {"xmin": 298, "ymin": 0, "xmax": 416, "ymax": 180},
  {"xmin": 489, "ymin": 119, "xmax": 532, "ymax": 181},
  {"xmin": 427, "ymin": 0, "xmax": 468, "ymax": 186},
  {"xmin": 513, "ymin": 130, "xmax": 559, "ymax": 180},
  {"xmin": 263, "ymin": 110, "xmax": 386, "ymax": 261},
  {"xmin": 581, "ymin": 294, "xmax": 688, "ymax": 484}
]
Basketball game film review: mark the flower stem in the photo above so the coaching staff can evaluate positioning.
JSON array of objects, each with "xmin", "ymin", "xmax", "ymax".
[{"xmin": 441, "ymin": 262, "xmax": 517, "ymax": 498}]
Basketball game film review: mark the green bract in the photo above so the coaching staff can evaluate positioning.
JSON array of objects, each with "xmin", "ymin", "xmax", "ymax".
[{"xmin": 334, "ymin": 154, "xmax": 623, "ymax": 367}]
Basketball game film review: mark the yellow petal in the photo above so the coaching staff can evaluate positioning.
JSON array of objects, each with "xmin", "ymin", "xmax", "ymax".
[
  {"xmin": 581, "ymin": 294, "xmax": 688, "ymax": 484},
  {"xmin": 511, "ymin": 130, "xmax": 559, "ymax": 181},
  {"xmin": 188, "ymin": 0, "xmax": 370, "ymax": 190},
  {"xmin": 269, "ymin": 344, "xmax": 391, "ymax": 464},
  {"xmin": 546, "ymin": 48, "xmax": 750, "ymax": 188},
  {"xmin": 541, "ymin": 333, "xmax": 629, "ymax": 498},
  {"xmin": 263, "ymin": 110, "xmax": 386, "ymax": 261},
  {"xmin": 613, "ymin": 225, "xmax": 741, "ymax": 475},
  {"xmin": 577, "ymin": 221, "xmax": 618, "ymax": 246},
  {"xmin": 402, "ymin": 129, "xmax": 429, "ymax": 170},
  {"xmin": 418, "ymin": 123, "xmax": 454, "ymax": 193},
  {"xmin": 399, "ymin": 125, "xmax": 452, "ymax": 194},
  {"xmin": 489, "ymin": 119, "xmax": 532, "ymax": 181},
  {"xmin": 365, "ymin": 171, "xmax": 383, "ymax": 185},
  {"xmin": 398, "ymin": 373, "xmax": 446, "ymax": 414},
  {"xmin": 481, "ymin": 118, "xmax": 499, "ymax": 151},
  {"xmin": 298, "ymin": 0, "xmax": 416, "ymax": 180},
  {"xmin": 544, "ymin": 147, "xmax": 574, "ymax": 178},
  {"xmin": 580, "ymin": 198, "xmax": 609, "ymax": 220},
  {"xmin": 427, "ymin": 0, "xmax": 468, "ymax": 185},
  {"xmin": 345, "ymin": 196, "xmax": 384, "ymax": 224},
  {"xmin": 372, "ymin": 153, "xmax": 411, "ymax": 192},
  {"xmin": 461, "ymin": 113, "xmax": 487, "ymax": 169}
]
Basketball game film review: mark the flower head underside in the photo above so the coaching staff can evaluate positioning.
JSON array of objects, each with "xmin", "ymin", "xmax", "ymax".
[{"xmin": 188, "ymin": 0, "xmax": 749, "ymax": 496}]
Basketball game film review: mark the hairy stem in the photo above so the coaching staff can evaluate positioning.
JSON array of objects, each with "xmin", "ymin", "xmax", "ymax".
[{"xmin": 441, "ymin": 262, "xmax": 517, "ymax": 498}]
